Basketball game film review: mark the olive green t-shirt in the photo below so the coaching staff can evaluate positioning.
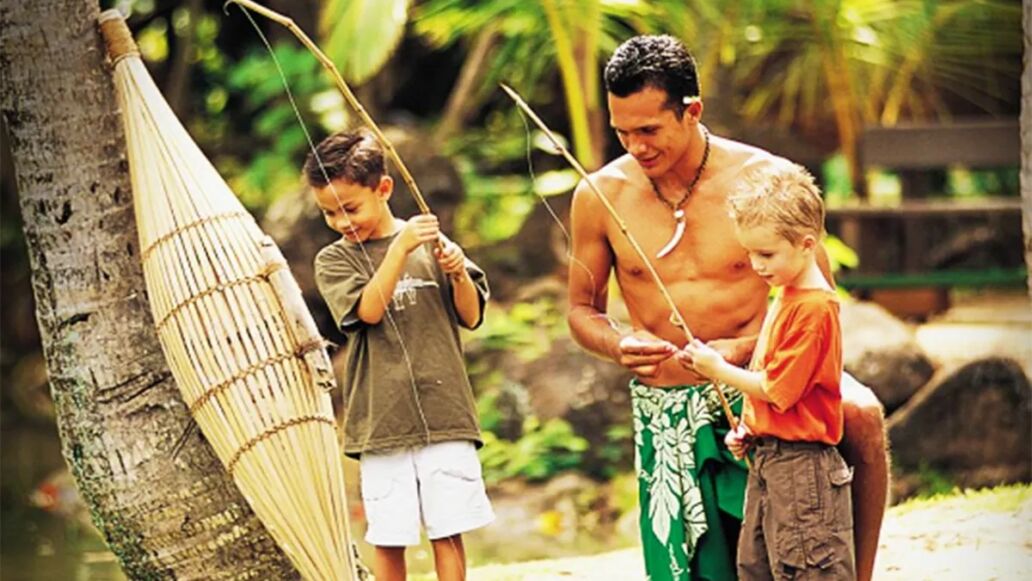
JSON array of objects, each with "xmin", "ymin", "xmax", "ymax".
[{"xmin": 314, "ymin": 233, "xmax": 488, "ymax": 458}]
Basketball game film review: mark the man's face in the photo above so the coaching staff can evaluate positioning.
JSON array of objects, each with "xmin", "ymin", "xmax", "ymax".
[
  {"xmin": 313, "ymin": 176, "xmax": 393, "ymax": 242},
  {"xmin": 608, "ymin": 86, "xmax": 694, "ymax": 177}
]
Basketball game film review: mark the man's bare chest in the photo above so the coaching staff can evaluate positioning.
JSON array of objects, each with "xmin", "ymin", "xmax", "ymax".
[{"xmin": 607, "ymin": 196, "xmax": 751, "ymax": 282}]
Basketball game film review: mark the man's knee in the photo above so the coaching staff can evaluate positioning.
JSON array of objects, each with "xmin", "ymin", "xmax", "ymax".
[{"xmin": 840, "ymin": 376, "xmax": 888, "ymax": 465}]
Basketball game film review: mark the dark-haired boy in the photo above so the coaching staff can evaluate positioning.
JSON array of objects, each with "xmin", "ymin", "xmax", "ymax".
[{"xmin": 308, "ymin": 129, "xmax": 494, "ymax": 581}]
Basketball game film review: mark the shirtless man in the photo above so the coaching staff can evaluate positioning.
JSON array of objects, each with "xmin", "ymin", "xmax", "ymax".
[{"xmin": 567, "ymin": 35, "xmax": 887, "ymax": 580}]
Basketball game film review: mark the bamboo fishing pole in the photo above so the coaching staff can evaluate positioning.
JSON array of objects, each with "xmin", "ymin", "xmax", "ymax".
[
  {"xmin": 227, "ymin": 0, "xmax": 466, "ymax": 294},
  {"xmin": 500, "ymin": 84, "xmax": 742, "ymax": 434},
  {"xmin": 225, "ymin": 0, "xmax": 432, "ymax": 215}
]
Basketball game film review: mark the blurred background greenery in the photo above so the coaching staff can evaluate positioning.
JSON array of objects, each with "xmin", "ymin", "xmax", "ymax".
[{"xmin": 0, "ymin": 0, "xmax": 1023, "ymax": 578}]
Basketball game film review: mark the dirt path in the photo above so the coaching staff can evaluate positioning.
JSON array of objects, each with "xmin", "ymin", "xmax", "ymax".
[{"xmin": 456, "ymin": 486, "xmax": 1031, "ymax": 581}]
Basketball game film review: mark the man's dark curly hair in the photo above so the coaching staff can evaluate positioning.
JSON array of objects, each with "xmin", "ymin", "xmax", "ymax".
[
  {"xmin": 604, "ymin": 35, "xmax": 700, "ymax": 118},
  {"xmin": 303, "ymin": 128, "xmax": 384, "ymax": 189}
]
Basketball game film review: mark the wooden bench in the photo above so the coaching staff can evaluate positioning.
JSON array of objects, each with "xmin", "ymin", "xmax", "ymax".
[{"xmin": 826, "ymin": 119, "xmax": 1024, "ymax": 317}]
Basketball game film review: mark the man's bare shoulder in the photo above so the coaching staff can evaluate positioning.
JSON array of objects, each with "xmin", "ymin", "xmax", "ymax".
[
  {"xmin": 711, "ymin": 135, "xmax": 794, "ymax": 174},
  {"xmin": 574, "ymin": 153, "xmax": 642, "ymax": 204}
]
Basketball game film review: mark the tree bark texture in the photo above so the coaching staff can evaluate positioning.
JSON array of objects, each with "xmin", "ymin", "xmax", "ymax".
[
  {"xmin": 0, "ymin": 1, "xmax": 297, "ymax": 578},
  {"xmin": 1022, "ymin": 0, "xmax": 1031, "ymax": 301}
]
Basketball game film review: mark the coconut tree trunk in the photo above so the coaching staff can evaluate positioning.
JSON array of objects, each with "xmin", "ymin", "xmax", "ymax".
[
  {"xmin": 1023, "ymin": 0, "xmax": 1032, "ymax": 301},
  {"xmin": 0, "ymin": 1, "xmax": 297, "ymax": 578}
]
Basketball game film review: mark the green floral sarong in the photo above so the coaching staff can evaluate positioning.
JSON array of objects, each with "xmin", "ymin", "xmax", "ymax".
[{"xmin": 631, "ymin": 380, "xmax": 748, "ymax": 581}]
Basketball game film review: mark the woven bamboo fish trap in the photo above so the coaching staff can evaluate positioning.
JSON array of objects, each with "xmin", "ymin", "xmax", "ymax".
[{"xmin": 99, "ymin": 11, "xmax": 359, "ymax": 580}]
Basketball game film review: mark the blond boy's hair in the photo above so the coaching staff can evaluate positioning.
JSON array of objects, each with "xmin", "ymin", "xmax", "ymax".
[{"xmin": 728, "ymin": 163, "xmax": 825, "ymax": 244}]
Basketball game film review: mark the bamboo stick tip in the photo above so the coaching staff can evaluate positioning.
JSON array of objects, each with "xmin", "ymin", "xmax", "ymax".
[
  {"xmin": 98, "ymin": 10, "xmax": 139, "ymax": 63},
  {"xmin": 97, "ymin": 9, "xmax": 122, "ymax": 24}
]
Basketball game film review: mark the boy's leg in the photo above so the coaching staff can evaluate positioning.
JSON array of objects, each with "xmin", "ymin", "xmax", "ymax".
[
  {"xmin": 736, "ymin": 463, "xmax": 773, "ymax": 580},
  {"xmin": 373, "ymin": 546, "xmax": 407, "ymax": 581},
  {"xmin": 759, "ymin": 440, "xmax": 855, "ymax": 580},
  {"xmin": 360, "ymin": 449, "xmax": 422, "ymax": 580},
  {"xmin": 840, "ymin": 374, "xmax": 889, "ymax": 581},
  {"xmin": 431, "ymin": 534, "xmax": 466, "ymax": 581},
  {"xmin": 416, "ymin": 440, "xmax": 493, "ymax": 580}
]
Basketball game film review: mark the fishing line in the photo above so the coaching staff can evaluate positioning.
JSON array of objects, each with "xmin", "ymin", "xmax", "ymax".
[
  {"xmin": 235, "ymin": 5, "xmax": 473, "ymax": 578},
  {"xmin": 234, "ymin": 6, "xmax": 444, "ymax": 578},
  {"xmin": 513, "ymin": 107, "xmax": 622, "ymax": 332}
]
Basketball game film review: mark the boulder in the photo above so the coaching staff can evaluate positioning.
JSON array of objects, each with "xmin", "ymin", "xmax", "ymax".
[
  {"xmin": 515, "ymin": 337, "xmax": 635, "ymax": 476},
  {"xmin": 887, "ymin": 357, "xmax": 1031, "ymax": 490},
  {"xmin": 471, "ymin": 473, "xmax": 624, "ymax": 562},
  {"xmin": 476, "ymin": 193, "xmax": 572, "ymax": 301},
  {"xmin": 840, "ymin": 300, "xmax": 936, "ymax": 412}
]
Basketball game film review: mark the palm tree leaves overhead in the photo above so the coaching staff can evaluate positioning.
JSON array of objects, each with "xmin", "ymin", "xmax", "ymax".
[
  {"xmin": 642, "ymin": 0, "xmax": 1020, "ymax": 186},
  {"xmin": 414, "ymin": 0, "xmax": 556, "ymax": 104},
  {"xmin": 728, "ymin": 0, "xmax": 1021, "ymax": 127},
  {"xmin": 321, "ymin": 0, "xmax": 412, "ymax": 85},
  {"xmin": 414, "ymin": 0, "xmax": 644, "ymax": 169}
]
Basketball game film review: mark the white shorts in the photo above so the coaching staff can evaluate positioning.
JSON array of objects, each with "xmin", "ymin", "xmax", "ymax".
[{"xmin": 359, "ymin": 440, "xmax": 495, "ymax": 546}]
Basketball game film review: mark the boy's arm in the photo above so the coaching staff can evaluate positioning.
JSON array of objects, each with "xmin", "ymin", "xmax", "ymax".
[
  {"xmin": 450, "ymin": 268, "xmax": 482, "ymax": 328},
  {"xmin": 683, "ymin": 339, "xmax": 774, "ymax": 402},
  {"xmin": 705, "ymin": 335, "xmax": 759, "ymax": 368},
  {"xmin": 357, "ymin": 215, "xmax": 440, "ymax": 325},
  {"xmin": 434, "ymin": 234, "xmax": 485, "ymax": 328},
  {"xmin": 355, "ymin": 242, "xmax": 411, "ymax": 325}
]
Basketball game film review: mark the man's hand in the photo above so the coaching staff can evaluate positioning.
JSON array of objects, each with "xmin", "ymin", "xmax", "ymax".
[
  {"xmin": 394, "ymin": 214, "xmax": 440, "ymax": 253},
  {"xmin": 615, "ymin": 330, "xmax": 677, "ymax": 379},
  {"xmin": 433, "ymin": 237, "xmax": 466, "ymax": 276},
  {"xmin": 724, "ymin": 422, "xmax": 754, "ymax": 460},
  {"xmin": 679, "ymin": 338, "xmax": 727, "ymax": 379}
]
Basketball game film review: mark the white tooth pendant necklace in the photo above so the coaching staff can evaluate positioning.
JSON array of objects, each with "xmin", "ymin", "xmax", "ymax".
[{"xmin": 653, "ymin": 125, "xmax": 710, "ymax": 258}]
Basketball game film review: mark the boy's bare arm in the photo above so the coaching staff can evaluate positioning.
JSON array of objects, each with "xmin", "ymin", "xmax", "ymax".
[
  {"xmin": 704, "ymin": 335, "xmax": 759, "ymax": 368},
  {"xmin": 355, "ymin": 243, "xmax": 409, "ymax": 324},
  {"xmin": 356, "ymin": 215, "xmax": 439, "ymax": 324},
  {"xmin": 566, "ymin": 178, "xmax": 676, "ymax": 377},
  {"xmin": 450, "ymin": 269, "xmax": 481, "ymax": 328},
  {"xmin": 434, "ymin": 235, "xmax": 481, "ymax": 328},
  {"xmin": 681, "ymin": 339, "xmax": 772, "ymax": 402}
]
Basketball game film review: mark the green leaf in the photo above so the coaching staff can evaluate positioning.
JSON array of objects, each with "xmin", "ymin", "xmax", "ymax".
[
  {"xmin": 532, "ymin": 169, "xmax": 582, "ymax": 197},
  {"xmin": 321, "ymin": 0, "xmax": 411, "ymax": 84},
  {"xmin": 824, "ymin": 235, "xmax": 859, "ymax": 270}
]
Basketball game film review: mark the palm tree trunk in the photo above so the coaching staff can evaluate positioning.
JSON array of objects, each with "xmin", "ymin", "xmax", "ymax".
[
  {"xmin": 542, "ymin": 0, "xmax": 597, "ymax": 170},
  {"xmin": 434, "ymin": 25, "xmax": 499, "ymax": 143},
  {"xmin": 0, "ymin": 1, "xmax": 297, "ymax": 578},
  {"xmin": 1023, "ymin": 0, "xmax": 1031, "ymax": 301}
]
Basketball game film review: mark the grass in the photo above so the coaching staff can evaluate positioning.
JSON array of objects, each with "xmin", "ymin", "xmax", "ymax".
[{"xmin": 889, "ymin": 482, "xmax": 1030, "ymax": 516}]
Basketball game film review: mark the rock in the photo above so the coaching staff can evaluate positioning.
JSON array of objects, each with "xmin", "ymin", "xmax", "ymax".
[
  {"xmin": 840, "ymin": 300, "xmax": 936, "ymax": 412},
  {"xmin": 914, "ymin": 291, "xmax": 1032, "ymax": 379},
  {"xmin": 488, "ymin": 381, "xmax": 532, "ymax": 442},
  {"xmin": 887, "ymin": 357, "xmax": 1031, "ymax": 490},
  {"xmin": 471, "ymin": 473, "xmax": 623, "ymax": 562},
  {"xmin": 516, "ymin": 337, "xmax": 635, "ymax": 477},
  {"xmin": 476, "ymin": 193, "xmax": 572, "ymax": 301}
]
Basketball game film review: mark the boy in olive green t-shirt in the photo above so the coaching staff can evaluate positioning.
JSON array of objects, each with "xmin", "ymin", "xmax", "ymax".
[{"xmin": 308, "ymin": 128, "xmax": 494, "ymax": 581}]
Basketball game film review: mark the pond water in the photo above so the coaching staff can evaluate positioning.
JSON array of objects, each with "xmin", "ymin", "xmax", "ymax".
[
  {"xmin": 0, "ymin": 417, "xmax": 631, "ymax": 579},
  {"xmin": 0, "ymin": 421, "xmax": 125, "ymax": 581}
]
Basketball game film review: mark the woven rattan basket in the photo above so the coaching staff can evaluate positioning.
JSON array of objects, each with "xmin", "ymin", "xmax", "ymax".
[{"xmin": 99, "ymin": 11, "xmax": 358, "ymax": 580}]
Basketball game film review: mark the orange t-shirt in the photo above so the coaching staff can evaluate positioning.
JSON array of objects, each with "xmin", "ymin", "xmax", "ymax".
[{"xmin": 743, "ymin": 288, "xmax": 844, "ymax": 445}]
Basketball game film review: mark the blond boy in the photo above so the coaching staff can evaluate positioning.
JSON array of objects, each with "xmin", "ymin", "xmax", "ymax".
[{"xmin": 683, "ymin": 165, "xmax": 855, "ymax": 580}]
